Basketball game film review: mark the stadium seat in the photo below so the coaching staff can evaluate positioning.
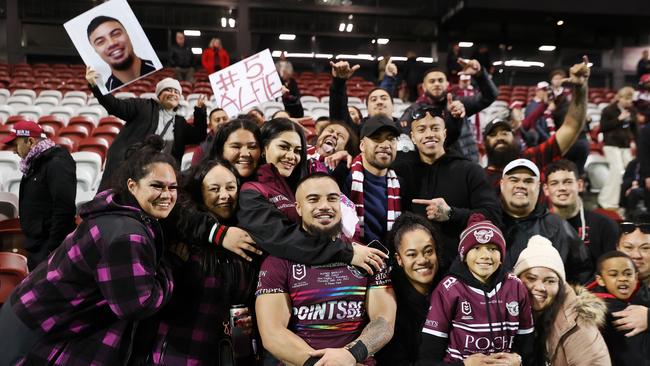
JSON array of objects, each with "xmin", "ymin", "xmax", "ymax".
[
  {"xmin": 320, "ymin": 96, "xmax": 330, "ymax": 104},
  {"xmin": 98, "ymin": 116, "xmax": 125, "ymax": 129},
  {"xmin": 181, "ymin": 151, "xmax": 193, "ymax": 171},
  {"xmin": 5, "ymin": 115, "xmax": 31, "ymax": 127},
  {"xmin": 0, "ymin": 252, "xmax": 29, "ymax": 305},
  {"xmin": 12, "ymin": 88, "xmax": 36, "ymax": 100},
  {"xmin": 585, "ymin": 154, "xmax": 609, "ymax": 193},
  {"xmin": 58, "ymin": 125, "xmax": 90, "ymax": 147},
  {"xmin": 63, "ymin": 91, "xmax": 87, "ymax": 104},
  {"xmin": 0, "ymin": 192, "xmax": 18, "ymax": 219},
  {"xmin": 60, "ymin": 97, "xmax": 85, "ymax": 111},
  {"xmin": 13, "ymin": 106, "xmax": 43, "ymax": 122},
  {"xmin": 34, "ymin": 95, "xmax": 60, "ymax": 114},
  {"xmin": 77, "ymin": 137, "xmax": 109, "ymax": 162},
  {"xmin": 261, "ymin": 101, "xmax": 284, "ymax": 119},
  {"xmin": 310, "ymin": 105, "xmax": 329, "ymax": 120},
  {"xmin": 52, "ymin": 136, "xmax": 75, "ymax": 153},
  {"xmin": 68, "ymin": 115, "xmax": 97, "ymax": 134},
  {"xmin": 75, "ymin": 190, "xmax": 96, "ymax": 212},
  {"xmin": 76, "ymin": 106, "xmax": 105, "ymax": 124},
  {"xmin": 3, "ymin": 171, "xmax": 22, "ymax": 196},
  {"xmin": 0, "ymin": 88, "xmax": 10, "ymax": 104},
  {"xmin": 300, "ymin": 96, "xmax": 320, "ymax": 105},
  {"xmin": 91, "ymin": 125, "xmax": 120, "ymax": 142},
  {"xmin": 38, "ymin": 115, "xmax": 67, "ymax": 133},
  {"xmin": 6, "ymin": 95, "xmax": 32, "ymax": 108},
  {"xmin": 38, "ymin": 90, "xmax": 63, "ymax": 104},
  {"xmin": 48, "ymin": 106, "xmax": 75, "ymax": 123},
  {"xmin": 139, "ymin": 92, "xmax": 157, "ymax": 99},
  {"xmin": 0, "ymin": 151, "xmax": 20, "ymax": 187},
  {"xmin": 0, "ymin": 105, "xmax": 14, "ymax": 123},
  {"xmin": 72, "ymin": 151, "xmax": 102, "ymax": 189}
]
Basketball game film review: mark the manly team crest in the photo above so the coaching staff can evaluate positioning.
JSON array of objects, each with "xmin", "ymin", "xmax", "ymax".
[
  {"xmin": 461, "ymin": 300, "xmax": 472, "ymax": 315},
  {"xmin": 292, "ymin": 264, "xmax": 307, "ymax": 281},
  {"xmin": 506, "ymin": 301, "xmax": 519, "ymax": 316},
  {"xmin": 473, "ymin": 228, "xmax": 494, "ymax": 244}
]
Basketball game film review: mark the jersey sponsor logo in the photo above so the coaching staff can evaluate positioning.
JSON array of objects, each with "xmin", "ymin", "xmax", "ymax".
[
  {"xmin": 473, "ymin": 228, "xmax": 494, "ymax": 244},
  {"xmin": 464, "ymin": 334, "xmax": 515, "ymax": 351},
  {"xmin": 461, "ymin": 301, "xmax": 472, "ymax": 315},
  {"xmin": 506, "ymin": 301, "xmax": 519, "ymax": 316},
  {"xmin": 292, "ymin": 300, "xmax": 364, "ymax": 321},
  {"xmin": 425, "ymin": 319, "xmax": 439, "ymax": 328},
  {"xmin": 347, "ymin": 265, "xmax": 365, "ymax": 279},
  {"xmin": 443, "ymin": 277, "xmax": 457, "ymax": 290},
  {"xmin": 292, "ymin": 264, "xmax": 307, "ymax": 281}
]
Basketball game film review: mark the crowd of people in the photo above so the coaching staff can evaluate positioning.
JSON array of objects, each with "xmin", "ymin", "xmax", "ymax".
[{"xmin": 1, "ymin": 41, "xmax": 650, "ymax": 366}]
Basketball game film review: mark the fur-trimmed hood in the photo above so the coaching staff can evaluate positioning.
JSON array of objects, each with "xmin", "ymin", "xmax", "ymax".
[{"xmin": 546, "ymin": 284, "xmax": 610, "ymax": 365}]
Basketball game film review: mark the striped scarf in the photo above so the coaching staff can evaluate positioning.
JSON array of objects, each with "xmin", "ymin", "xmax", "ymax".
[{"xmin": 348, "ymin": 154, "xmax": 401, "ymax": 238}]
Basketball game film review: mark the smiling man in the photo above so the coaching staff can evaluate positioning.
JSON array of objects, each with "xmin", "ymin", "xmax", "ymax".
[
  {"xmin": 86, "ymin": 67, "xmax": 207, "ymax": 190},
  {"xmin": 499, "ymin": 158, "xmax": 590, "ymax": 284},
  {"xmin": 87, "ymin": 15, "xmax": 156, "ymax": 91},
  {"xmin": 255, "ymin": 173, "xmax": 396, "ymax": 366}
]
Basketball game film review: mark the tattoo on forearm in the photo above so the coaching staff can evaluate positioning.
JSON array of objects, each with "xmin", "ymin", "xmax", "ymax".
[{"xmin": 356, "ymin": 317, "xmax": 392, "ymax": 355}]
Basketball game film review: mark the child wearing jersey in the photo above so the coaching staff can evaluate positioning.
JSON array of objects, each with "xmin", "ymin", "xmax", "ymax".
[{"xmin": 418, "ymin": 214, "xmax": 534, "ymax": 365}]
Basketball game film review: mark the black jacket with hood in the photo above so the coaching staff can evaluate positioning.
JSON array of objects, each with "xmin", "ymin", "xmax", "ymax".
[
  {"xmin": 502, "ymin": 204, "xmax": 591, "ymax": 284},
  {"xmin": 392, "ymin": 150, "xmax": 502, "ymax": 271}
]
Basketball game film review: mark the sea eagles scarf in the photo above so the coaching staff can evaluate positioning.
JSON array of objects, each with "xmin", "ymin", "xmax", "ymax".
[{"xmin": 348, "ymin": 154, "xmax": 401, "ymax": 237}]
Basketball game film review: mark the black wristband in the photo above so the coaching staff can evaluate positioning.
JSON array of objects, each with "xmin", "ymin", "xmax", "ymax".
[
  {"xmin": 346, "ymin": 340, "xmax": 368, "ymax": 363},
  {"xmin": 303, "ymin": 356, "xmax": 319, "ymax": 366}
]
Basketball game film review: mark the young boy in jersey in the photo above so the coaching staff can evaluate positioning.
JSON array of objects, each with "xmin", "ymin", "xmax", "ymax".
[
  {"xmin": 587, "ymin": 251, "xmax": 650, "ymax": 366},
  {"xmin": 419, "ymin": 213, "xmax": 534, "ymax": 365}
]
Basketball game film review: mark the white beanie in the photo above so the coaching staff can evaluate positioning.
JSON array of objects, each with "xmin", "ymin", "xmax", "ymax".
[
  {"xmin": 155, "ymin": 77, "xmax": 182, "ymax": 99},
  {"xmin": 513, "ymin": 235, "xmax": 566, "ymax": 281}
]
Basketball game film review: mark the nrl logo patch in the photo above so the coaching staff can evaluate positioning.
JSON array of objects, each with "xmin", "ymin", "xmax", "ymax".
[
  {"xmin": 473, "ymin": 229, "xmax": 494, "ymax": 244},
  {"xmin": 292, "ymin": 264, "xmax": 307, "ymax": 281},
  {"xmin": 461, "ymin": 300, "xmax": 472, "ymax": 315},
  {"xmin": 506, "ymin": 301, "xmax": 519, "ymax": 316}
]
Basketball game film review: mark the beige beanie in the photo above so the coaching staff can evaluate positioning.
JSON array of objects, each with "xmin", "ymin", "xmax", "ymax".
[
  {"xmin": 513, "ymin": 235, "xmax": 566, "ymax": 281},
  {"xmin": 155, "ymin": 77, "xmax": 183, "ymax": 99}
]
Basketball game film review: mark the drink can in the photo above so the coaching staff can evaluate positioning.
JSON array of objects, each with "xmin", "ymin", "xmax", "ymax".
[{"xmin": 230, "ymin": 304, "xmax": 248, "ymax": 330}]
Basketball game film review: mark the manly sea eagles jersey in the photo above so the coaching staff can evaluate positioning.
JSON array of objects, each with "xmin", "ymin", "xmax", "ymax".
[{"xmin": 422, "ymin": 273, "xmax": 534, "ymax": 363}]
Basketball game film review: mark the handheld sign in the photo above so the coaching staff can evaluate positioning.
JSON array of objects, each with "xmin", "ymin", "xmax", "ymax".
[
  {"xmin": 64, "ymin": 0, "xmax": 162, "ymax": 95},
  {"xmin": 209, "ymin": 49, "xmax": 283, "ymax": 117}
]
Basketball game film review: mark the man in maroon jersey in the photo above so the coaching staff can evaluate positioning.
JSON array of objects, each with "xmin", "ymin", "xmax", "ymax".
[{"xmin": 255, "ymin": 173, "xmax": 396, "ymax": 365}]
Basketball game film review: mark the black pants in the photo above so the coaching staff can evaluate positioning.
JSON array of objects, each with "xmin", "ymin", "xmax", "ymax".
[{"xmin": 0, "ymin": 301, "xmax": 41, "ymax": 366}]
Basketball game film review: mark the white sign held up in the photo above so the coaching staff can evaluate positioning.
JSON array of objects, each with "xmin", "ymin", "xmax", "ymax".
[{"xmin": 209, "ymin": 49, "xmax": 283, "ymax": 117}]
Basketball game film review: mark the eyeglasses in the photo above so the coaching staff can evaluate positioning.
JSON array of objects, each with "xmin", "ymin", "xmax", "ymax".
[
  {"xmin": 411, "ymin": 106, "xmax": 444, "ymax": 121},
  {"xmin": 620, "ymin": 222, "xmax": 650, "ymax": 234}
]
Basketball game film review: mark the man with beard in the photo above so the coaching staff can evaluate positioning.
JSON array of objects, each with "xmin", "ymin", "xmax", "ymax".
[
  {"xmin": 392, "ymin": 107, "xmax": 501, "ymax": 272},
  {"xmin": 255, "ymin": 173, "xmax": 396, "ymax": 366},
  {"xmin": 543, "ymin": 159, "xmax": 619, "ymax": 280},
  {"xmin": 86, "ymin": 68, "xmax": 207, "ymax": 190},
  {"xmin": 399, "ymin": 58, "xmax": 498, "ymax": 162},
  {"xmin": 342, "ymin": 115, "xmax": 406, "ymax": 244},
  {"xmin": 87, "ymin": 16, "xmax": 156, "ymax": 91},
  {"xmin": 484, "ymin": 56, "xmax": 591, "ymax": 188},
  {"xmin": 499, "ymin": 158, "xmax": 591, "ymax": 284}
]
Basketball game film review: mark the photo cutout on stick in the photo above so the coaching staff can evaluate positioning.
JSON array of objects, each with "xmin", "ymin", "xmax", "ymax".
[{"xmin": 64, "ymin": 0, "xmax": 162, "ymax": 94}]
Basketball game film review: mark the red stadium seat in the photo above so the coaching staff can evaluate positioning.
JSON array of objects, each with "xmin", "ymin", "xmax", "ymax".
[
  {"xmin": 98, "ymin": 116, "xmax": 125, "ymax": 129},
  {"xmin": 0, "ymin": 252, "xmax": 29, "ymax": 305},
  {"xmin": 52, "ymin": 136, "xmax": 75, "ymax": 152},
  {"xmin": 38, "ymin": 115, "xmax": 66, "ymax": 134},
  {"xmin": 5, "ymin": 115, "xmax": 31, "ymax": 127},
  {"xmin": 77, "ymin": 137, "xmax": 110, "ymax": 161},
  {"xmin": 58, "ymin": 125, "xmax": 89, "ymax": 147},
  {"xmin": 91, "ymin": 125, "xmax": 120, "ymax": 142},
  {"xmin": 68, "ymin": 116, "xmax": 96, "ymax": 135}
]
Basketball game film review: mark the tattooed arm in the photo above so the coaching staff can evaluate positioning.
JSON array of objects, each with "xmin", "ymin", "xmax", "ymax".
[{"xmin": 308, "ymin": 287, "xmax": 397, "ymax": 364}]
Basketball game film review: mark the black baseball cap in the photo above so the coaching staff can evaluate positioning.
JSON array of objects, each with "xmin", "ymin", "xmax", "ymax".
[
  {"xmin": 360, "ymin": 115, "xmax": 400, "ymax": 139},
  {"xmin": 483, "ymin": 118, "xmax": 512, "ymax": 137}
]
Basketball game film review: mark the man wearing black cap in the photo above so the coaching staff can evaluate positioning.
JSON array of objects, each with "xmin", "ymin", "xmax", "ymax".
[
  {"xmin": 392, "ymin": 107, "xmax": 501, "ymax": 271},
  {"xmin": 484, "ymin": 57, "xmax": 591, "ymax": 188},
  {"xmin": 342, "ymin": 114, "xmax": 407, "ymax": 244},
  {"xmin": 1, "ymin": 121, "xmax": 77, "ymax": 269}
]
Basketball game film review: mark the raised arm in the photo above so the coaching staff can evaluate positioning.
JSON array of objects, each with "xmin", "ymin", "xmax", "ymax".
[
  {"xmin": 329, "ymin": 61, "xmax": 360, "ymax": 128},
  {"xmin": 86, "ymin": 66, "xmax": 141, "ymax": 121},
  {"xmin": 185, "ymin": 94, "xmax": 208, "ymax": 144},
  {"xmin": 555, "ymin": 56, "xmax": 591, "ymax": 154},
  {"xmin": 457, "ymin": 59, "xmax": 499, "ymax": 116}
]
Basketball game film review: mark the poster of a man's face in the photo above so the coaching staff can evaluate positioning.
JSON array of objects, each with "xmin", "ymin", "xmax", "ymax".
[{"xmin": 64, "ymin": 0, "xmax": 162, "ymax": 94}]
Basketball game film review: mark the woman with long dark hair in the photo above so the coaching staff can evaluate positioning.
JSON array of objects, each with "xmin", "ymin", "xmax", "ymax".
[
  {"xmin": 152, "ymin": 159, "xmax": 259, "ymax": 365},
  {"xmin": 514, "ymin": 235, "xmax": 611, "ymax": 366},
  {"xmin": 0, "ymin": 135, "xmax": 176, "ymax": 365},
  {"xmin": 376, "ymin": 212, "xmax": 443, "ymax": 365},
  {"xmin": 205, "ymin": 118, "xmax": 262, "ymax": 181}
]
